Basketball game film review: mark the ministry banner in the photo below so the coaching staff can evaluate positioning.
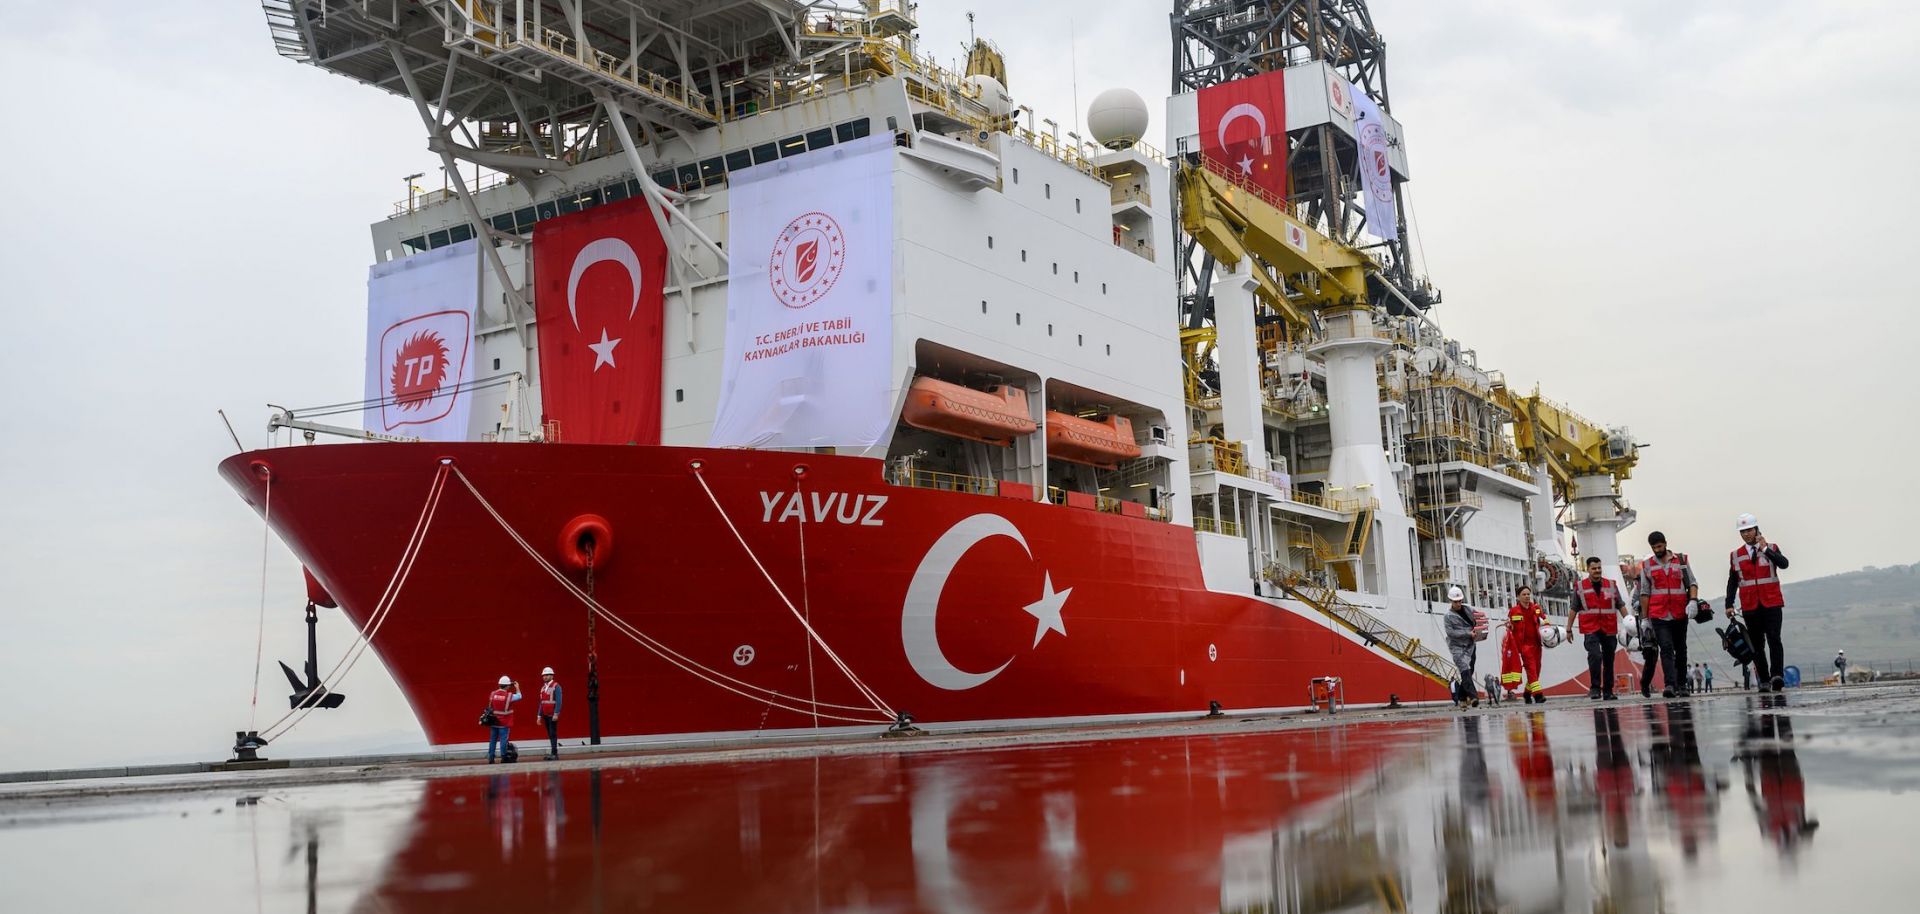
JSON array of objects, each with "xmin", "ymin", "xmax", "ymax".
[
  {"xmin": 1350, "ymin": 82, "xmax": 1399, "ymax": 241},
  {"xmin": 532, "ymin": 195, "xmax": 668, "ymax": 445},
  {"xmin": 711, "ymin": 134, "xmax": 895, "ymax": 449},
  {"xmin": 364, "ymin": 238, "xmax": 479, "ymax": 440}
]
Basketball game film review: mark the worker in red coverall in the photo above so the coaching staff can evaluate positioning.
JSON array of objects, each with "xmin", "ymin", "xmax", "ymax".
[
  {"xmin": 1506, "ymin": 585, "xmax": 1548, "ymax": 704},
  {"xmin": 1498, "ymin": 626, "xmax": 1524, "ymax": 701}
]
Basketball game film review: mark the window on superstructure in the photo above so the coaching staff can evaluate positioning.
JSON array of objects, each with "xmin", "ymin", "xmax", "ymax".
[
  {"xmin": 490, "ymin": 213, "xmax": 514, "ymax": 233},
  {"xmin": 1073, "ymin": 271, "xmax": 1080, "ymax": 283},
  {"xmin": 402, "ymin": 236, "xmax": 428, "ymax": 254},
  {"xmin": 700, "ymin": 158, "xmax": 725, "ymax": 186},
  {"xmin": 1106, "ymin": 344, "xmax": 1112, "ymax": 355},
  {"xmin": 1101, "ymin": 282, "xmax": 1108, "ymax": 295},
  {"xmin": 676, "ymin": 389, "xmax": 685, "ymax": 403},
  {"xmin": 1052, "ymin": 263, "xmax": 1058, "ymax": 275},
  {"xmin": 1047, "ymin": 323, "xmax": 1054, "ymax": 336},
  {"xmin": 752, "ymin": 143, "xmax": 779, "ymax": 165},
  {"xmin": 1077, "ymin": 334, "xmax": 1084, "ymax": 346},
  {"xmin": 981, "ymin": 301, "xmax": 988, "ymax": 313},
  {"xmin": 1021, "ymin": 250, "xmax": 1028, "ymax": 262},
  {"xmin": 806, "ymin": 128, "xmax": 834, "ymax": 150},
  {"xmin": 677, "ymin": 164, "xmax": 702, "ymax": 189},
  {"xmin": 834, "ymin": 122, "xmax": 856, "ymax": 143},
  {"xmin": 651, "ymin": 170, "xmax": 676, "ymax": 191},
  {"xmin": 1045, "ymin": 183, "xmax": 1051, "ymax": 199},
  {"xmin": 1075, "ymin": 198, "xmax": 1082, "ymax": 213},
  {"xmin": 1016, "ymin": 313, "xmax": 1023, "ymax": 325},
  {"xmin": 987, "ymin": 236, "xmax": 994, "ymax": 248},
  {"xmin": 604, "ymin": 182, "xmax": 629, "ymax": 204},
  {"xmin": 1012, "ymin": 167, "xmax": 1019, "ymax": 183},
  {"xmin": 493, "ymin": 358, "xmax": 501, "ymax": 370},
  {"xmin": 536, "ymin": 201, "xmax": 559, "ymax": 221},
  {"xmin": 428, "ymin": 229, "xmax": 451, "ymax": 248},
  {"xmin": 780, "ymin": 135, "xmax": 808, "ymax": 157},
  {"xmin": 725, "ymin": 149, "xmax": 753, "ymax": 173},
  {"xmin": 514, "ymin": 207, "xmax": 536, "ymax": 232},
  {"xmin": 448, "ymin": 224, "xmax": 474, "ymax": 244},
  {"xmin": 557, "ymin": 195, "xmax": 580, "ymax": 215}
]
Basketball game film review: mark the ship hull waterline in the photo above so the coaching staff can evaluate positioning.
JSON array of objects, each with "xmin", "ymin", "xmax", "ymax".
[{"xmin": 219, "ymin": 443, "xmax": 1605, "ymax": 748}]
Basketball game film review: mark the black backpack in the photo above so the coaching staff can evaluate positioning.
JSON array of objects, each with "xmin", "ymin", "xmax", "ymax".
[
  {"xmin": 1717, "ymin": 619, "xmax": 1755, "ymax": 665},
  {"xmin": 500, "ymin": 741, "xmax": 519, "ymax": 763}
]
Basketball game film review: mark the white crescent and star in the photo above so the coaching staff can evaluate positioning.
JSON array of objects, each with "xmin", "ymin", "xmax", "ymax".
[
  {"xmin": 566, "ymin": 237, "xmax": 644, "ymax": 372},
  {"xmin": 1216, "ymin": 102, "xmax": 1271, "ymax": 175},
  {"xmin": 902, "ymin": 514, "xmax": 1071, "ymax": 691}
]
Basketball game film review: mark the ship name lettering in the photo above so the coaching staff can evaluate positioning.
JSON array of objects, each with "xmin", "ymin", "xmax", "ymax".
[{"xmin": 757, "ymin": 490, "xmax": 886, "ymax": 526}]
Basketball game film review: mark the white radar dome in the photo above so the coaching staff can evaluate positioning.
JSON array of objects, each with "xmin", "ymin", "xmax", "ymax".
[
  {"xmin": 963, "ymin": 74, "xmax": 1013, "ymax": 119},
  {"xmin": 1087, "ymin": 88, "xmax": 1149, "ymax": 150}
]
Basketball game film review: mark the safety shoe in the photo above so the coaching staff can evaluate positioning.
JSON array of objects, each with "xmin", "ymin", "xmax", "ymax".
[
  {"xmin": 1662, "ymin": 688, "xmax": 1675, "ymax": 698},
  {"xmin": 1589, "ymin": 688, "xmax": 1602, "ymax": 700},
  {"xmin": 1771, "ymin": 677, "xmax": 1786, "ymax": 692},
  {"xmin": 1640, "ymin": 688, "xmax": 1652, "ymax": 698},
  {"xmin": 1604, "ymin": 692, "xmax": 1618, "ymax": 700},
  {"xmin": 544, "ymin": 754, "xmax": 557, "ymax": 761}
]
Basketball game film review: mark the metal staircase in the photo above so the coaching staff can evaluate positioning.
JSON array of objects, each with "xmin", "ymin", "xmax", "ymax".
[{"xmin": 1271, "ymin": 572, "xmax": 1458, "ymax": 687}]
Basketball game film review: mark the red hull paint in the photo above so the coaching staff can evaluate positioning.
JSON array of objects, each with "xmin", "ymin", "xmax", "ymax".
[{"xmin": 220, "ymin": 443, "xmax": 1452, "ymax": 746}]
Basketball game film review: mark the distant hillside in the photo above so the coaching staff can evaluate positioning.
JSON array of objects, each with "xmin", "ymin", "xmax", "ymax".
[{"xmin": 1704, "ymin": 561, "xmax": 1920, "ymax": 677}]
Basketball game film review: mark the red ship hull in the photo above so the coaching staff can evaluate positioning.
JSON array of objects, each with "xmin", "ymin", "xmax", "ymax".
[{"xmin": 219, "ymin": 443, "xmax": 1454, "ymax": 746}]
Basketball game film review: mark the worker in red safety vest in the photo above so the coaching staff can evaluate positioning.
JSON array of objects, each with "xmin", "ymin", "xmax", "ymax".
[
  {"xmin": 1569, "ymin": 556, "xmax": 1628, "ymax": 700},
  {"xmin": 1726, "ymin": 513, "xmax": 1790, "ymax": 692},
  {"xmin": 1505, "ymin": 585, "xmax": 1549, "ymax": 704},
  {"xmin": 537, "ymin": 666, "xmax": 564, "ymax": 761},
  {"xmin": 486, "ymin": 676, "xmax": 520, "ymax": 764},
  {"xmin": 1637, "ymin": 531, "xmax": 1699, "ymax": 698}
]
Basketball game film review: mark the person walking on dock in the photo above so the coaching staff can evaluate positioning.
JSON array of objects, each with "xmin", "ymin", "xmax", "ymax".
[
  {"xmin": 1833, "ymin": 650, "xmax": 1848, "ymax": 685},
  {"xmin": 1444, "ymin": 586, "xmax": 1480, "ymax": 709},
  {"xmin": 1704, "ymin": 664, "xmax": 1714, "ymax": 692},
  {"xmin": 1726, "ymin": 513, "xmax": 1791, "ymax": 691},
  {"xmin": 1507, "ymin": 585, "xmax": 1548, "ymax": 703},
  {"xmin": 537, "ymin": 666, "xmax": 564, "ymax": 760},
  {"xmin": 1573, "ymin": 556, "xmax": 1628, "ymax": 700},
  {"xmin": 486, "ymin": 676, "xmax": 520, "ymax": 764},
  {"xmin": 1637, "ymin": 531, "xmax": 1697, "ymax": 697}
]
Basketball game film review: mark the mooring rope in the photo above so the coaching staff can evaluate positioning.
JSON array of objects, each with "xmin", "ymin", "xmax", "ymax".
[
  {"xmin": 689, "ymin": 467, "xmax": 896, "ymax": 718},
  {"xmin": 450, "ymin": 467, "xmax": 893, "ymax": 723},
  {"xmin": 247, "ymin": 477, "xmax": 273, "ymax": 732},
  {"xmin": 259, "ymin": 463, "xmax": 450, "ymax": 742}
]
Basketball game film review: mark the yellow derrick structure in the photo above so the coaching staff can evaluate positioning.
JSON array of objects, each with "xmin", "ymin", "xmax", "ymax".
[{"xmin": 1494, "ymin": 384, "xmax": 1640, "ymax": 498}]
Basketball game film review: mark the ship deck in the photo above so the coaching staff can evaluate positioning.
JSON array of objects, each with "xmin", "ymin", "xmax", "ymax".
[{"xmin": 5, "ymin": 683, "xmax": 1919, "ymax": 909}]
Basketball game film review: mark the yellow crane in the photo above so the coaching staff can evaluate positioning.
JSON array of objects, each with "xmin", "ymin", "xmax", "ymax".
[
  {"xmin": 1493, "ymin": 383, "xmax": 1640, "ymax": 499},
  {"xmin": 1177, "ymin": 159, "xmax": 1375, "ymax": 333}
]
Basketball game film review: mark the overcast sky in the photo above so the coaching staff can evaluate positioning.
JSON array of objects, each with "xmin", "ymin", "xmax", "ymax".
[{"xmin": 1, "ymin": 0, "xmax": 1914, "ymax": 772}]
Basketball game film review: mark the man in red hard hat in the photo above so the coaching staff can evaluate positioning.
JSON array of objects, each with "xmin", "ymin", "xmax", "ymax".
[{"xmin": 1727, "ymin": 513, "xmax": 1790, "ymax": 692}]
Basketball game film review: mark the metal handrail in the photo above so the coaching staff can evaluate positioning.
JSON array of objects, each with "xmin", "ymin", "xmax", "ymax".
[
  {"xmin": 886, "ymin": 466, "xmax": 998, "ymax": 495},
  {"xmin": 1193, "ymin": 516, "xmax": 1243, "ymax": 537}
]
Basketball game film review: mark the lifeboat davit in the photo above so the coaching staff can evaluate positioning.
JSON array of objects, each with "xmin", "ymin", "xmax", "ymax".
[
  {"xmin": 1046, "ymin": 412, "xmax": 1141, "ymax": 469},
  {"xmin": 900, "ymin": 377, "xmax": 1038, "ymax": 446}
]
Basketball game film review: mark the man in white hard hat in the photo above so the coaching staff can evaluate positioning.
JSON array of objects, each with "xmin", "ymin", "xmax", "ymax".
[
  {"xmin": 1833, "ymin": 650, "xmax": 1848, "ymax": 686},
  {"xmin": 537, "ymin": 666, "xmax": 564, "ymax": 761},
  {"xmin": 486, "ymin": 675, "xmax": 520, "ymax": 763},
  {"xmin": 1726, "ymin": 513, "xmax": 1790, "ymax": 691},
  {"xmin": 1442, "ymin": 586, "xmax": 1480, "ymax": 708}
]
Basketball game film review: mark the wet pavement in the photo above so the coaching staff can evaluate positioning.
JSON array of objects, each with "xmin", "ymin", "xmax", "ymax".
[{"xmin": 6, "ymin": 685, "xmax": 1920, "ymax": 912}]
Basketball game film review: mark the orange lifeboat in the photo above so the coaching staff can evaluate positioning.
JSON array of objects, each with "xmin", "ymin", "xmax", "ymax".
[
  {"xmin": 1045, "ymin": 412, "xmax": 1142, "ymax": 469},
  {"xmin": 900, "ymin": 377, "xmax": 1037, "ymax": 446}
]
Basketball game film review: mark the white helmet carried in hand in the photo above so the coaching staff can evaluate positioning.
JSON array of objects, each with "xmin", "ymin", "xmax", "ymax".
[
  {"xmin": 498, "ymin": 675, "xmax": 512, "ymax": 686},
  {"xmin": 1539, "ymin": 624, "xmax": 1563, "ymax": 648},
  {"xmin": 1619, "ymin": 614, "xmax": 1639, "ymax": 650},
  {"xmin": 1448, "ymin": 586, "xmax": 1465, "ymax": 602},
  {"xmin": 1736, "ymin": 512, "xmax": 1760, "ymax": 531},
  {"xmin": 541, "ymin": 666, "xmax": 556, "ymax": 676}
]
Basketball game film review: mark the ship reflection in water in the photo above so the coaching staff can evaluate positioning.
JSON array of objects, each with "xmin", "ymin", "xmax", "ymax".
[{"xmin": 9, "ymin": 689, "xmax": 1920, "ymax": 912}]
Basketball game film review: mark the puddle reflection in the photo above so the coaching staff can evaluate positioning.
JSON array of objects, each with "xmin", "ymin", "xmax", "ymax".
[{"xmin": 8, "ymin": 692, "xmax": 1916, "ymax": 912}]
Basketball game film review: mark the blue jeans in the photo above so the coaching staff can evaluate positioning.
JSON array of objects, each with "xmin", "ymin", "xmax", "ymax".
[{"xmin": 488, "ymin": 726, "xmax": 510, "ymax": 761}]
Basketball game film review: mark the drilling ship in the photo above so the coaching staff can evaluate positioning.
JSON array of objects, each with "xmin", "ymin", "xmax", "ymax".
[{"xmin": 227, "ymin": 0, "xmax": 1647, "ymax": 747}]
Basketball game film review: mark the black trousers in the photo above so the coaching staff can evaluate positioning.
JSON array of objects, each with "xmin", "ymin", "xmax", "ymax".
[
  {"xmin": 1745, "ymin": 606, "xmax": 1786, "ymax": 683},
  {"xmin": 1654, "ymin": 618, "xmax": 1690, "ymax": 691},
  {"xmin": 1585, "ymin": 632, "xmax": 1618, "ymax": 695},
  {"xmin": 1639, "ymin": 649, "xmax": 1660, "ymax": 694},
  {"xmin": 544, "ymin": 716, "xmax": 560, "ymax": 757}
]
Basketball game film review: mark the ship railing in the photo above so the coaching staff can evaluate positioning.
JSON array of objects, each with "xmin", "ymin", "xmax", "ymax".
[
  {"xmin": 1110, "ymin": 184, "xmax": 1151, "ymax": 207},
  {"xmin": 394, "ymin": 170, "xmax": 515, "ymax": 216},
  {"xmin": 1193, "ymin": 516, "xmax": 1243, "ymax": 537},
  {"xmin": 885, "ymin": 466, "xmax": 998, "ymax": 496},
  {"xmin": 1190, "ymin": 436, "xmax": 1248, "ymax": 477},
  {"xmin": 1416, "ymin": 492, "xmax": 1483, "ymax": 513},
  {"xmin": 518, "ymin": 24, "xmax": 718, "ymax": 123}
]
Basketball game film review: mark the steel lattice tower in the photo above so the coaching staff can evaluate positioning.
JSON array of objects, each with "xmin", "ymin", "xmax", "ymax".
[{"xmin": 1169, "ymin": 0, "xmax": 1431, "ymax": 334}]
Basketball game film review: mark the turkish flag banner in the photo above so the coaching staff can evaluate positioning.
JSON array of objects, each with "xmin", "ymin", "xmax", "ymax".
[
  {"xmin": 532, "ymin": 196, "xmax": 668, "ymax": 445},
  {"xmin": 1198, "ymin": 69, "xmax": 1288, "ymax": 198}
]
